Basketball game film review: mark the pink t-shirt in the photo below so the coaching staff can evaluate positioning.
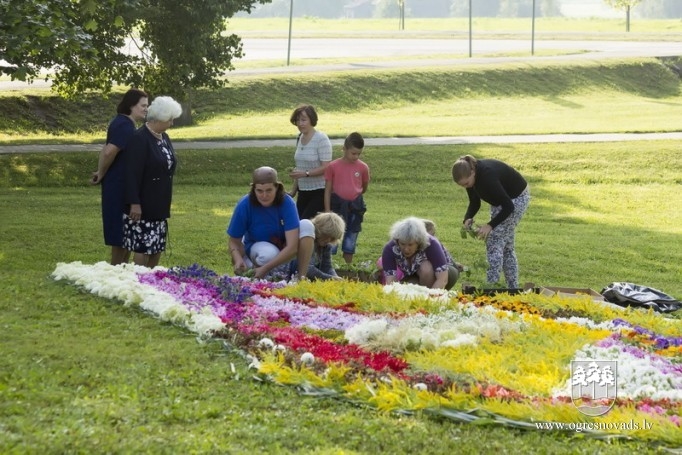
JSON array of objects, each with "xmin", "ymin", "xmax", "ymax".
[{"xmin": 324, "ymin": 158, "xmax": 370, "ymax": 201}]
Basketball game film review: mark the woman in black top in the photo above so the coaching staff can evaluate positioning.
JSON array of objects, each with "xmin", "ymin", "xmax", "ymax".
[
  {"xmin": 452, "ymin": 155, "xmax": 530, "ymax": 288},
  {"xmin": 123, "ymin": 96, "xmax": 182, "ymax": 268}
]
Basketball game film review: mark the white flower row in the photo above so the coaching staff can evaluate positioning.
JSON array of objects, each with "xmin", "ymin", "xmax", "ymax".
[
  {"xmin": 345, "ymin": 305, "xmax": 526, "ymax": 352},
  {"xmin": 52, "ymin": 261, "xmax": 225, "ymax": 339},
  {"xmin": 382, "ymin": 282, "xmax": 455, "ymax": 303},
  {"xmin": 555, "ymin": 316, "xmax": 616, "ymax": 331}
]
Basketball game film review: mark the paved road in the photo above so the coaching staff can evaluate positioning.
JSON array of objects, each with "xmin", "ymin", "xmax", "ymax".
[
  {"xmin": 240, "ymin": 37, "xmax": 682, "ymax": 61},
  {"xmin": 232, "ymin": 37, "xmax": 682, "ymax": 76},
  {"xmin": 2, "ymin": 132, "xmax": 681, "ymax": 155},
  {"xmin": 2, "ymin": 37, "xmax": 681, "ymax": 89}
]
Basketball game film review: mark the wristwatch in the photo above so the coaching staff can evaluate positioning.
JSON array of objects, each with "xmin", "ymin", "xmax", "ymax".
[{"xmin": 305, "ymin": 170, "xmax": 310, "ymax": 177}]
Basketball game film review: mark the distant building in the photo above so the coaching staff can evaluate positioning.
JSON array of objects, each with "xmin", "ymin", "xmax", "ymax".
[{"xmin": 344, "ymin": 0, "xmax": 375, "ymax": 19}]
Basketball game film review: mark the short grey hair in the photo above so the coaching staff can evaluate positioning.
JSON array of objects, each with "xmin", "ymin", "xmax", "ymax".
[
  {"xmin": 389, "ymin": 216, "xmax": 430, "ymax": 251},
  {"xmin": 147, "ymin": 96, "xmax": 182, "ymax": 122}
]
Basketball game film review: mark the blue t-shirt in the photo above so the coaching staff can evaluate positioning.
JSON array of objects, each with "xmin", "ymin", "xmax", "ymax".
[{"xmin": 226, "ymin": 194, "xmax": 300, "ymax": 255}]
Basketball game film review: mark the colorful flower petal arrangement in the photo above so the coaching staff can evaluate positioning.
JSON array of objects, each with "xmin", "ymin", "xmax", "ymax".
[{"xmin": 52, "ymin": 262, "xmax": 681, "ymax": 447}]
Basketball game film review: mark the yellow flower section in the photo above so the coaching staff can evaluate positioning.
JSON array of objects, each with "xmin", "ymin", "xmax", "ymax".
[
  {"xmin": 406, "ymin": 315, "xmax": 611, "ymax": 396},
  {"xmin": 469, "ymin": 294, "xmax": 542, "ymax": 316},
  {"xmin": 656, "ymin": 345, "xmax": 682, "ymax": 358},
  {"xmin": 521, "ymin": 293, "xmax": 681, "ymax": 336},
  {"xmin": 275, "ymin": 280, "xmax": 447, "ymax": 314},
  {"xmin": 341, "ymin": 376, "xmax": 458, "ymax": 412},
  {"xmin": 258, "ymin": 361, "xmax": 681, "ymax": 445},
  {"xmin": 258, "ymin": 352, "xmax": 352, "ymax": 389}
]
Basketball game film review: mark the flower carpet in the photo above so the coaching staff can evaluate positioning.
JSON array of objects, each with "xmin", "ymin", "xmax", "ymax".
[{"xmin": 52, "ymin": 262, "xmax": 681, "ymax": 447}]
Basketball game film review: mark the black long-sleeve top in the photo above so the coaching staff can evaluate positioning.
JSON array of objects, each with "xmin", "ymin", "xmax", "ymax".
[
  {"xmin": 464, "ymin": 159, "xmax": 527, "ymax": 228},
  {"xmin": 124, "ymin": 127, "xmax": 177, "ymax": 221}
]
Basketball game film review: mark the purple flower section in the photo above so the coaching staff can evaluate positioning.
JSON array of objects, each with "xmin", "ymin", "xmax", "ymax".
[
  {"xmin": 251, "ymin": 295, "xmax": 371, "ymax": 331},
  {"xmin": 166, "ymin": 264, "xmax": 284, "ymax": 303},
  {"xmin": 139, "ymin": 271, "xmax": 250, "ymax": 323},
  {"xmin": 611, "ymin": 318, "xmax": 682, "ymax": 350},
  {"xmin": 597, "ymin": 335, "xmax": 682, "ymax": 379},
  {"xmin": 136, "ymin": 267, "xmax": 368, "ymax": 332}
]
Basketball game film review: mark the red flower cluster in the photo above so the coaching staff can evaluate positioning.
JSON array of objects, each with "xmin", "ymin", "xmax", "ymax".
[{"xmin": 268, "ymin": 326, "xmax": 409, "ymax": 374}]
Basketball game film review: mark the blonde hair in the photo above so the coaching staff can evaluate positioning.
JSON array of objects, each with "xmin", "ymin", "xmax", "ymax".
[{"xmin": 312, "ymin": 212, "xmax": 345, "ymax": 244}]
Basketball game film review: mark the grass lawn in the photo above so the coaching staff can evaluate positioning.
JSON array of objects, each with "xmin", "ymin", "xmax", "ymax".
[
  {"xmin": 1, "ymin": 140, "xmax": 680, "ymax": 453},
  {"xmin": 1, "ymin": 53, "xmax": 680, "ymax": 453}
]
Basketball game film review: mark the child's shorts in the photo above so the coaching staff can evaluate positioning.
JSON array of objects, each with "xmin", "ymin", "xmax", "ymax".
[{"xmin": 331, "ymin": 231, "xmax": 359, "ymax": 255}]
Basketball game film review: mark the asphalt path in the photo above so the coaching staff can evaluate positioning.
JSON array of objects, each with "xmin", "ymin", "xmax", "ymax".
[
  {"xmin": 1, "ymin": 132, "xmax": 681, "ymax": 155},
  {"xmin": 240, "ymin": 37, "xmax": 682, "ymax": 61},
  {"xmin": 232, "ymin": 37, "xmax": 682, "ymax": 76}
]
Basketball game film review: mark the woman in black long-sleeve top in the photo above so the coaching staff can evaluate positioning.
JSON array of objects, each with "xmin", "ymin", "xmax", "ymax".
[
  {"xmin": 123, "ymin": 96, "xmax": 182, "ymax": 268},
  {"xmin": 452, "ymin": 155, "xmax": 530, "ymax": 288}
]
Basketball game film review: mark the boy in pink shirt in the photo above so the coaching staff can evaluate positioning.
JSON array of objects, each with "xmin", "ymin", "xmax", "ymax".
[{"xmin": 324, "ymin": 132, "xmax": 370, "ymax": 264}]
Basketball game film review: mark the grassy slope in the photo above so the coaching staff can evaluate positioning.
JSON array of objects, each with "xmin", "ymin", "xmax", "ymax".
[{"xmin": 1, "ymin": 58, "xmax": 681, "ymax": 143}]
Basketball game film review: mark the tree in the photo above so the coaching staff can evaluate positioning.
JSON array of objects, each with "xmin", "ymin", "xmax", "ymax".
[
  {"xmin": 0, "ymin": 0, "xmax": 138, "ymax": 87},
  {"xmin": 604, "ymin": 0, "xmax": 643, "ymax": 32},
  {"xmin": 133, "ymin": 0, "xmax": 270, "ymax": 123},
  {"xmin": 0, "ymin": 0, "xmax": 271, "ymax": 123}
]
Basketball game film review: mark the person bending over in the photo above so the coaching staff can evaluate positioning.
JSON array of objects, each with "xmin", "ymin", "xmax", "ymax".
[
  {"xmin": 296, "ymin": 212, "xmax": 347, "ymax": 281},
  {"xmin": 227, "ymin": 166, "xmax": 312, "ymax": 281},
  {"xmin": 452, "ymin": 155, "xmax": 530, "ymax": 288},
  {"xmin": 380, "ymin": 217, "xmax": 458, "ymax": 290}
]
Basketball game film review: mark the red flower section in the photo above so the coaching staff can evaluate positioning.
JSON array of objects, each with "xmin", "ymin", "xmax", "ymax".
[
  {"xmin": 477, "ymin": 383, "xmax": 526, "ymax": 401},
  {"xmin": 268, "ymin": 326, "xmax": 409, "ymax": 374}
]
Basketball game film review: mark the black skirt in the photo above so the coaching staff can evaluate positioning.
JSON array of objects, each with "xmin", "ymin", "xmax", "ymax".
[{"xmin": 122, "ymin": 214, "xmax": 168, "ymax": 254}]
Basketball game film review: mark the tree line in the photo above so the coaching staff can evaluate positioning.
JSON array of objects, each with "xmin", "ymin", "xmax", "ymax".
[{"xmin": 244, "ymin": 0, "xmax": 681, "ymax": 19}]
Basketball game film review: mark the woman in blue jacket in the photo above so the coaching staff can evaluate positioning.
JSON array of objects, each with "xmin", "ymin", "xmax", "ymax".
[{"xmin": 123, "ymin": 96, "xmax": 182, "ymax": 268}]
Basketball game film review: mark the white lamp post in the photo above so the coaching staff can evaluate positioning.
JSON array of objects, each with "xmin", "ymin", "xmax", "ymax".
[{"xmin": 287, "ymin": 0, "xmax": 294, "ymax": 66}]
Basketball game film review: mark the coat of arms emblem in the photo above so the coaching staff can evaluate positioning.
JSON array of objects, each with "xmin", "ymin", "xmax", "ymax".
[{"xmin": 571, "ymin": 360, "xmax": 617, "ymax": 416}]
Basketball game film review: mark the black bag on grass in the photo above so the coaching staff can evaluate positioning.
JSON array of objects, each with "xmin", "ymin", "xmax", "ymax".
[{"xmin": 601, "ymin": 282, "xmax": 682, "ymax": 313}]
